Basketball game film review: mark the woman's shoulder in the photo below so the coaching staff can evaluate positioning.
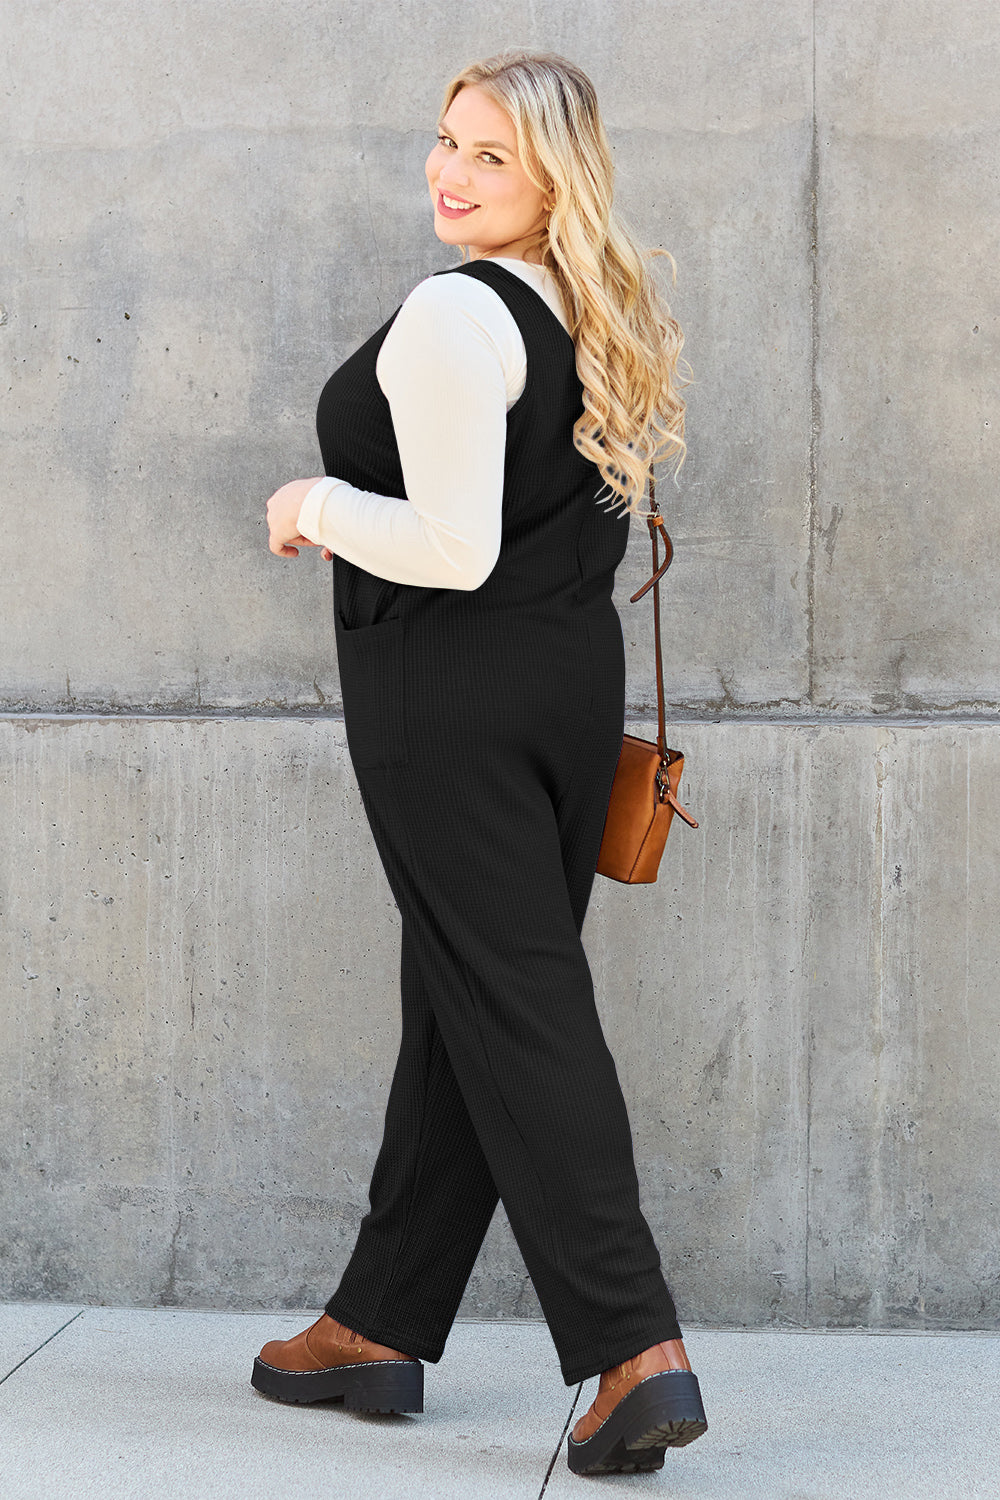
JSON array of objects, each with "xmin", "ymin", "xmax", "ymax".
[
  {"xmin": 396, "ymin": 265, "xmax": 522, "ymax": 331},
  {"xmin": 400, "ymin": 261, "xmax": 572, "ymax": 344},
  {"xmin": 381, "ymin": 267, "xmax": 525, "ymax": 372}
]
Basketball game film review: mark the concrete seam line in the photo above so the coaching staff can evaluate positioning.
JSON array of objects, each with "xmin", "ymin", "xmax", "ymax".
[
  {"xmin": 3, "ymin": 712, "xmax": 1000, "ymax": 727},
  {"xmin": 538, "ymin": 1382, "xmax": 584, "ymax": 1497},
  {"xmin": 0, "ymin": 1308, "xmax": 86, "ymax": 1386}
]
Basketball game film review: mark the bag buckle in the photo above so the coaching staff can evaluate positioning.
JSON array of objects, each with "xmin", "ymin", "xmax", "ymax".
[{"xmin": 655, "ymin": 762, "xmax": 699, "ymax": 828}]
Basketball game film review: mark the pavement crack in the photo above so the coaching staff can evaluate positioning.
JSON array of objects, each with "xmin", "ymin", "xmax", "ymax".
[
  {"xmin": 0, "ymin": 1308, "xmax": 85, "ymax": 1386},
  {"xmin": 538, "ymin": 1381, "xmax": 584, "ymax": 1496}
]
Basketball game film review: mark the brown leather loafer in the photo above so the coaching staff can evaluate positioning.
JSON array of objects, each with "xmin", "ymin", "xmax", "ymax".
[
  {"xmin": 251, "ymin": 1312, "xmax": 423, "ymax": 1412},
  {"xmin": 567, "ymin": 1338, "xmax": 707, "ymax": 1474}
]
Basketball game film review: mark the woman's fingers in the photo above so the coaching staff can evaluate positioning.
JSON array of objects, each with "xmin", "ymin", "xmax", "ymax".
[
  {"xmin": 266, "ymin": 479, "xmax": 324, "ymax": 558},
  {"xmin": 271, "ymin": 532, "xmax": 321, "ymax": 557}
]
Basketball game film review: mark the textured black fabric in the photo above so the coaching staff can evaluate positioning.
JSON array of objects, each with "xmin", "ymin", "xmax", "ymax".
[{"xmin": 317, "ymin": 260, "xmax": 682, "ymax": 1384}]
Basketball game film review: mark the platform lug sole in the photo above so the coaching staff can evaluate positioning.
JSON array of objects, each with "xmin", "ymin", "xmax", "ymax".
[
  {"xmin": 566, "ymin": 1368, "xmax": 707, "ymax": 1475},
  {"xmin": 250, "ymin": 1355, "xmax": 424, "ymax": 1413}
]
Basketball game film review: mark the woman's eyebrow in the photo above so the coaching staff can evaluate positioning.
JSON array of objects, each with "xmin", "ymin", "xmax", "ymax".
[{"xmin": 438, "ymin": 122, "xmax": 514, "ymax": 153}]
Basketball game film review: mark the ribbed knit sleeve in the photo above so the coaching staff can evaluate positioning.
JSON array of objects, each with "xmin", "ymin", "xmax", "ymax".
[{"xmin": 296, "ymin": 272, "xmax": 531, "ymax": 590}]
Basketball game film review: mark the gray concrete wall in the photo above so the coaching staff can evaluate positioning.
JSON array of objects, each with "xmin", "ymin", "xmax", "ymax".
[
  {"xmin": 2, "ymin": 1, "xmax": 997, "ymax": 1326},
  {"xmin": 3, "ymin": 718, "xmax": 998, "ymax": 1325}
]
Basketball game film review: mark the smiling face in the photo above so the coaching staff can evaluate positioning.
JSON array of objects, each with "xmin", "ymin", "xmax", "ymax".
[{"xmin": 425, "ymin": 85, "xmax": 552, "ymax": 262}]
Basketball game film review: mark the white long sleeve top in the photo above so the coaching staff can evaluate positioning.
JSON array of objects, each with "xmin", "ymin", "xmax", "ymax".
[{"xmin": 295, "ymin": 257, "xmax": 572, "ymax": 590}]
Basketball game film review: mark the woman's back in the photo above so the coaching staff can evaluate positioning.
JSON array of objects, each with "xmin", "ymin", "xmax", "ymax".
[{"xmin": 317, "ymin": 259, "xmax": 630, "ymax": 636}]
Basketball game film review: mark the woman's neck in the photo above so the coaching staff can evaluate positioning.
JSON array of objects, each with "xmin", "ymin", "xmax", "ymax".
[{"xmin": 480, "ymin": 251, "xmax": 548, "ymax": 269}]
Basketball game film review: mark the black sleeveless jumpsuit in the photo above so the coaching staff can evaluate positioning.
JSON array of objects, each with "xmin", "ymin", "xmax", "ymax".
[{"xmin": 314, "ymin": 259, "xmax": 682, "ymax": 1385}]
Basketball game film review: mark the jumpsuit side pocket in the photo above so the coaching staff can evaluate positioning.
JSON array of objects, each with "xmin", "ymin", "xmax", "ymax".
[
  {"xmin": 335, "ymin": 611, "xmax": 409, "ymax": 770},
  {"xmin": 581, "ymin": 614, "xmax": 597, "ymax": 727},
  {"xmin": 581, "ymin": 605, "xmax": 627, "ymax": 742}
]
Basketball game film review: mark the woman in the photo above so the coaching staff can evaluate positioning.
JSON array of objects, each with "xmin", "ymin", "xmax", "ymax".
[{"xmin": 255, "ymin": 49, "xmax": 706, "ymax": 1477}]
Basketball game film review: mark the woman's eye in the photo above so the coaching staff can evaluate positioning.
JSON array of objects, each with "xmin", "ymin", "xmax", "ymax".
[{"xmin": 434, "ymin": 136, "xmax": 502, "ymax": 166}]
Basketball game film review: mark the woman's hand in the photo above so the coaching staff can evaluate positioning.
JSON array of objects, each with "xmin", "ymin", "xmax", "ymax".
[{"xmin": 266, "ymin": 478, "xmax": 329, "ymax": 558}]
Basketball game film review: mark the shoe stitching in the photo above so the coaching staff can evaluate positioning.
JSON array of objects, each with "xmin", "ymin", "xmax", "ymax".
[{"xmin": 255, "ymin": 1357, "xmax": 421, "ymax": 1375}]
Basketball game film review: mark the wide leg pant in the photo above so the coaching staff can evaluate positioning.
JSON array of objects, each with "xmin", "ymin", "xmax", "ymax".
[{"xmin": 324, "ymin": 637, "xmax": 683, "ymax": 1386}]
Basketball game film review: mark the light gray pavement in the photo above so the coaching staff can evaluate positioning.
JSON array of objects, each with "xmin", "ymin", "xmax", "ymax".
[{"xmin": 1, "ymin": 1306, "xmax": 997, "ymax": 1499}]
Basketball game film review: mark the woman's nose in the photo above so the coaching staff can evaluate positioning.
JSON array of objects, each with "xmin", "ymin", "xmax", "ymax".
[{"xmin": 439, "ymin": 160, "xmax": 471, "ymax": 187}]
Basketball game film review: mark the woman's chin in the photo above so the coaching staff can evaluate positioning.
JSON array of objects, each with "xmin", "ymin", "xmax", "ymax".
[{"xmin": 432, "ymin": 217, "xmax": 467, "ymax": 245}]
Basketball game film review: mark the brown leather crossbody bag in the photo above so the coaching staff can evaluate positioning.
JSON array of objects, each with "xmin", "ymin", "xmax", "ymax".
[{"xmin": 595, "ymin": 473, "xmax": 699, "ymax": 883}]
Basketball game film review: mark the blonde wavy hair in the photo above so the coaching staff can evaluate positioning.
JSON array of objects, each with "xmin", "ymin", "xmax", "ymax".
[{"xmin": 440, "ymin": 49, "xmax": 690, "ymax": 517}]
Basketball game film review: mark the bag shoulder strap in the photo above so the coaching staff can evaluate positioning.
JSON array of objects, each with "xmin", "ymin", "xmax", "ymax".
[{"xmin": 628, "ymin": 470, "xmax": 698, "ymax": 828}]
